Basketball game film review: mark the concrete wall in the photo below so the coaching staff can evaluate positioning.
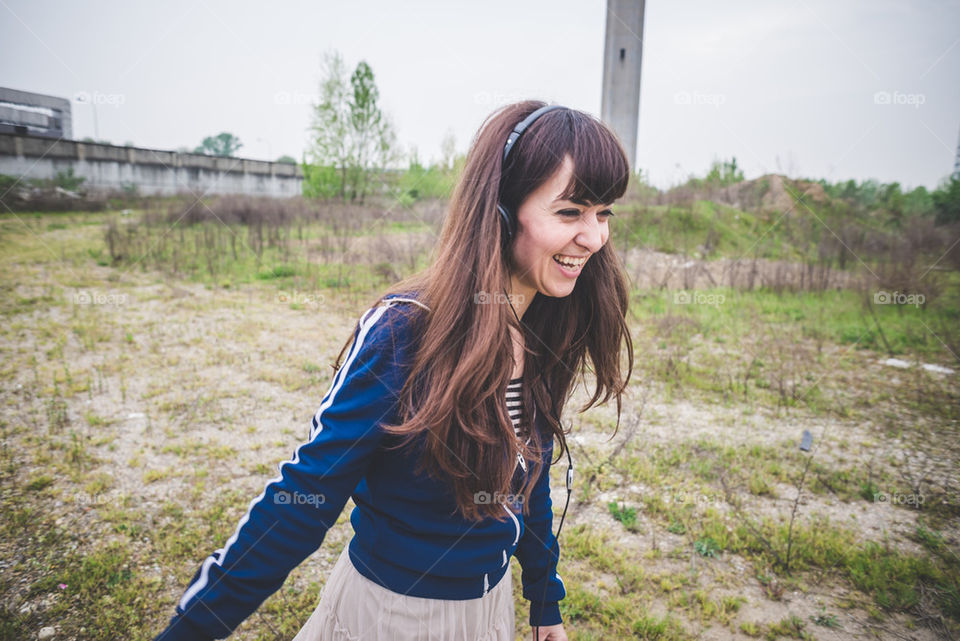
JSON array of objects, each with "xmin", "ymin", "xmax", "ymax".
[{"xmin": 0, "ymin": 133, "xmax": 303, "ymax": 198}]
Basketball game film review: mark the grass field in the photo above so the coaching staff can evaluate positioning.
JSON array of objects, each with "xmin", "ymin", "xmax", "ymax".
[{"xmin": 0, "ymin": 205, "xmax": 957, "ymax": 641}]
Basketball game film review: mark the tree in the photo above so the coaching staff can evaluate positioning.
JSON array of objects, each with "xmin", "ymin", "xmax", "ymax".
[
  {"xmin": 194, "ymin": 132, "xmax": 242, "ymax": 157},
  {"xmin": 838, "ymin": 179, "xmax": 858, "ymax": 201},
  {"xmin": 439, "ymin": 130, "xmax": 457, "ymax": 171},
  {"xmin": 879, "ymin": 181, "xmax": 904, "ymax": 227},
  {"xmin": 932, "ymin": 175, "xmax": 960, "ymax": 225},
  {"xmin": 306, "ymin": 51, "xmax": 397, "ymax": 202},
  {"xmin": 348, "ymin": 61, "xmax": 381, "ymax": 202},
  {"xmin": 705, "ymin": 156, "xmax": 744, "ymax": 186},
  {"xmin": 372, "ymin": 114, "xmax": 400, "ymax": 198},
  {"xmin": 307, "ymin": 51, "xmax": 352, "ymax": 199},
  {"xmin": 276, "ymin": 155, "xmax": 297, "ymax": 164},
  {"xmin": 858, "ymin": 179, "xmax": 881, "ymax": 210},
  {"xmin": 902, "ymin": 185, "xmax": 933, "ymax": 218}
]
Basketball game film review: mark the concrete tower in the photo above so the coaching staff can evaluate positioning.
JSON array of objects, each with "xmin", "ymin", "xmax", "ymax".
[
  {"xmin": 601, "ymin": 0, "xmax": 646, "ymax": 171},
  {"xmin": 954, "ymin": 123, "xmax": 960, "ymax": 178}
]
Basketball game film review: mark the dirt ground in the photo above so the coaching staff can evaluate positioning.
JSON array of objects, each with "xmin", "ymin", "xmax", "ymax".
[{"xmin": 1, "ymin": 220, "xmax": 957, "ymax": 641}]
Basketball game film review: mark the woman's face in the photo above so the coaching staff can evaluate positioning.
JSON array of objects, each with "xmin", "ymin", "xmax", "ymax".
[{"xmin": 509, "ymin": 155, "xmax": 614, "ymax": 299}]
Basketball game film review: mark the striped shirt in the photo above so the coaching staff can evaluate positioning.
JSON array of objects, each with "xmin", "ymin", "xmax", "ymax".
[{"xmin": 507, "ymin": 376, "xmax": 529, "ymax": 472}]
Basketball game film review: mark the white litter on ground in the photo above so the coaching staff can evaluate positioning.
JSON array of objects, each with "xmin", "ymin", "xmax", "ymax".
[
  {"xmin": 882, "ymin": 358, "xmax": 954, "ymax": 375},
  {"xmin": 883, "ymin": 358, "xmax": 912, "ymax": 369}
]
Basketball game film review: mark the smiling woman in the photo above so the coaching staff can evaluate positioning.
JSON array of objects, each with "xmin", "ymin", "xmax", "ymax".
[{"xmin": 154, "ymin": 101, "xmax": 634, "ymax": 641}]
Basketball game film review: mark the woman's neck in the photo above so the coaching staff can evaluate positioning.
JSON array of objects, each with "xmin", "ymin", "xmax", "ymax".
[
  {"xmin": 506, "ymin": 275, "xmax": 535, "ymax": 320},
  {"xmin": 510, "ymin": 325, "xmax": 525, "ymax": 379}
]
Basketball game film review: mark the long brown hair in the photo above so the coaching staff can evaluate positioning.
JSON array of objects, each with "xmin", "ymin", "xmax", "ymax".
[{"xmin": 333, "ymin": 100, "xmax": 633, "ymax": 522}]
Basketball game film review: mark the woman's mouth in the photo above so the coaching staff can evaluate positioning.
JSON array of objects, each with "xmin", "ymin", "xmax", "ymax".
[{"xmin": 552, "ymin": 253, "xmax": 587, "ymax": 276}]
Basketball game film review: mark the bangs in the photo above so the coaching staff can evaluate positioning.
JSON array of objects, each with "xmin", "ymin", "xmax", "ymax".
[
  {"xmin": 557, "ymin": 117, "xmax": 630, "ymax": 206},
  {"xmin": 499, "ymin": 107, "xmax": 630, "ymax": 212}
]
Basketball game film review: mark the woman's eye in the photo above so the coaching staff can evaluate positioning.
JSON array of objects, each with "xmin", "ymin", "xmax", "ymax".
[{"xmin": 556, "ymin": 207, "xmax": 614, "ymax": 219}]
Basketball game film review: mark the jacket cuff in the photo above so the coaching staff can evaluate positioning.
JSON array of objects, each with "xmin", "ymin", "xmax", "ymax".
[
  {"xmin": 154, "ymin": 612, "xmax": 217, "ymax": 641},
  {"xmin": 529, "ymin": 601, "xmax": 562, "ymax": 627}
]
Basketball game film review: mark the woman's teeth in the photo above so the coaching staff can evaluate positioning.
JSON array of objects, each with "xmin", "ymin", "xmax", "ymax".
[{"xmin": 552, "ymin": 254, "xmax": 587, "ymax": 269}]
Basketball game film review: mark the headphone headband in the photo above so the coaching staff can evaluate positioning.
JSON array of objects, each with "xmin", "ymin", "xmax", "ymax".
[
  {"xmin": 501, "ymin": 104, "xmax": 565, "ymax": 166},
  {"xmin": 497, "ymin": 103, "xmax": 567, "ymax": 248}
]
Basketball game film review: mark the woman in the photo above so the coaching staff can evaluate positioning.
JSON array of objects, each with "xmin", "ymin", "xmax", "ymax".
[{"xmin": 154, "ymin": 100, "xmax": 633, "ymax": 641}]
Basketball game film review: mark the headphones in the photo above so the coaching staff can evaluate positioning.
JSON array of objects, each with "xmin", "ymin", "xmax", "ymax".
[
  {"xmin": 494, "ymin": 103, "xmax": 574, "ymax": 638},
  {"xmin": 497, "ymin": 103, "xmax": 567, "ymax": 248}
]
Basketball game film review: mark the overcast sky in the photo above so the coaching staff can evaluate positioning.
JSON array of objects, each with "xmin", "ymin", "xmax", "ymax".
[{"xmin": 2, "ymin": 0, "xmax": 958, "ymax": 191}]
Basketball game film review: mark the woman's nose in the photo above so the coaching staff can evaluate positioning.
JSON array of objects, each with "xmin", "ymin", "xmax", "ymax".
[{"xmin": 576, "ymin": 216, "xmax": 606, "ymax": 252}]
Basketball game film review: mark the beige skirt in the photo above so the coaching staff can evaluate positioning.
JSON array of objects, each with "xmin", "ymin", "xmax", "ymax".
[{"xmin": 292, "ymin": 544, "xmax": 515, "ymax": 641}]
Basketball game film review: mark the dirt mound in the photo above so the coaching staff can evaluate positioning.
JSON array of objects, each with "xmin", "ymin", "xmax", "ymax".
[{"xmin": 716, "ymin": 174, "xmax": 830, "ymax": 213}]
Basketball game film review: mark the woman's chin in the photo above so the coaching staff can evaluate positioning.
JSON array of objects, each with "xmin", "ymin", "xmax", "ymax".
[{"xmin": 541, "ymin": 281, "xmax": 576, "ymax": 298}]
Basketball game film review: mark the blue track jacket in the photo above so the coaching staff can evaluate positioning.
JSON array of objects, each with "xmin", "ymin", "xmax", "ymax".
[{"xmin": 155, "ymin": 295, "xmax": 565, "ymax": 639}]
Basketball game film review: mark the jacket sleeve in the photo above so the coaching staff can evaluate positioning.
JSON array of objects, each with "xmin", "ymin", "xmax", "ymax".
[
  {"xmin": 155, "ymin": 303, "xmax": 411, "ymax": 640},
  {"xmin": 514, "ymin": 433, "xmax": 566, "ymax": 627}
]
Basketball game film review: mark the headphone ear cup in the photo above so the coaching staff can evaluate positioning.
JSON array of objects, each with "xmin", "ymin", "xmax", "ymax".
[{"xmin": 497, "ymin": 203, "xmax": 515, "ymax": 245}]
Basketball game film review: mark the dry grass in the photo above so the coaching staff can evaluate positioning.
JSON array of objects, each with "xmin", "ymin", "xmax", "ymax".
[{"xmin": 0, "ymin": 209, "xmax": 957, "ymax": 641}]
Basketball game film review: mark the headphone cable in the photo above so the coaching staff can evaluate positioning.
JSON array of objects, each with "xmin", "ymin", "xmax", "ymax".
[{"xmin": 501, "ymin": 288, "xmax": 573, "ymax": 641}]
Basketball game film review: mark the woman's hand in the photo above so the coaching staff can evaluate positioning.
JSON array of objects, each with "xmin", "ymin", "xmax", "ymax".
[{"xmin": 531, "ymin": 623, "xmax": 568, "ymax": 640}]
